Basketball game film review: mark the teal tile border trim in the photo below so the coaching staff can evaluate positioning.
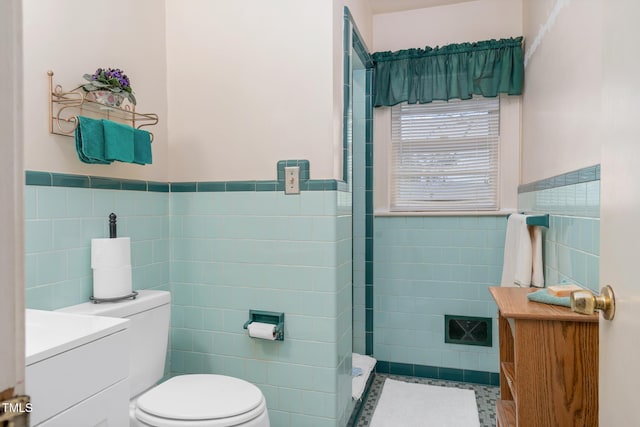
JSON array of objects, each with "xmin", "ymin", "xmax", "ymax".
[
  {"xmin": 25, "ymin": 171, "xmax": 52, "ymax": 186},
  {"xmin": 26, "ymin": 171, "xmax": 170, "ymax": 192},
  {"xmin": 276, "ymin": 159, "xmax": 310, "ymax": 181},
  {"xmin": 186, "ymin": 178, "xmax": 344, "ymax": 192},
  {"xmin": 197, "ymin": 182, "xmax": 226, "ymax": 192},
  {"xmin": 51, "ymin": 173, "xmax": 89, "ymax": 188},
  {"xmin": 519, "ymin": 164, "xmax": 600, "ymax": 194},
  {"xmin": 147, "ymin": 182, "xmax": 170, "ymax": 193},
  {"xmin": 26, "ymin": 170, "xmax": 346, "ymax": 193},
  {"xmin": 91, "ymin": 176, "xmax": 122, "ymax": 190},
  {"xmin": 375, "ymin": 360, "xmax": 500, "ymax": 386},
  {"xmin": 170, "ymin": 182, "xmax": 197, "ymax": 192}
]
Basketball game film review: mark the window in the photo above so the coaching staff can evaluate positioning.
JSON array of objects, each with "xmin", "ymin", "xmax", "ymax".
[{"xmin": 390, "ymin": 97, "xmax": 500, "ymax": 211}]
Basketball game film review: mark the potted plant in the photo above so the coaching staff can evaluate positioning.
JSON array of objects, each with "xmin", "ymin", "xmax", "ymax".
[{"xmin": 82, "ymin": 67, "xmax": 136, "ymax": 107}]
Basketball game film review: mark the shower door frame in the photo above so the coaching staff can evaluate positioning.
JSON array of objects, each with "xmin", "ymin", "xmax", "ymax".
[{"xmin": 343, "ymin": 8, "xmax": 374, "ymax": 356}]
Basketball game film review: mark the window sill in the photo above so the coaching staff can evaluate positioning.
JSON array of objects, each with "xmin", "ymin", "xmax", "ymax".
[{"xmin": 374, "ymin": 209, "xmax": 515, "ymax": 218}]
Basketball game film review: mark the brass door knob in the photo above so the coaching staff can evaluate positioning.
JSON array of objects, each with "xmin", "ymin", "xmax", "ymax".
[{"xmin": 570, "ymin": 285, "xmax": 616, "ymax": 320}]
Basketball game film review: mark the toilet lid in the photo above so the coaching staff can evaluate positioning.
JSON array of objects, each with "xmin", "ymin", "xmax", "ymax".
[{"xmin": 137, "ymin": 374, "xmax": 264, "ymax": 421}]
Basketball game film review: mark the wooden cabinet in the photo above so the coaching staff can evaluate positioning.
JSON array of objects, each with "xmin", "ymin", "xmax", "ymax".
[{"xmin": 489, "ymin": 287, "xmax": 598, "ymax": 427}]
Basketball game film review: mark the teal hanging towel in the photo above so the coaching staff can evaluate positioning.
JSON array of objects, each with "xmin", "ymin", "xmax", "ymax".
[
  {"xmin": 103, "ymin": 120, "xmax": 135, "ymax": 163},
  {"xmin": 133, "ymin": 128, "xmax": 152, "ymax": 165},
  {"xmin": 75, "ymin": 116, "xmax": 110, "ymax": 164}
]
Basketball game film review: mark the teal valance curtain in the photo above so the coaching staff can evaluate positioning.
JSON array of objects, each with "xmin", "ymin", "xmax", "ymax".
[{"xmin": 372, "ymin": 37, "xmax": 524, "ymax": 107}]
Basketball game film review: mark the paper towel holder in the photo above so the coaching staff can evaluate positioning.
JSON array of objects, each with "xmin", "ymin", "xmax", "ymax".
[{"xmin": 243, "ymin": 310, "xmax": 285, "ymax": 341}]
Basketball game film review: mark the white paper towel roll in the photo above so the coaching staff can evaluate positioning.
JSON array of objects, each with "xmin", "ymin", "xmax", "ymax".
[
  {"xmin": 91, "ymin": 237, "xmax": 131, "ymax": 269},
  {"xmin": 247, "ymin": 322, "xmax": 277, "ymax": 340},
  {"xmin": 93, "ymin": 265, "xmax": 133, "ymax": 299}
]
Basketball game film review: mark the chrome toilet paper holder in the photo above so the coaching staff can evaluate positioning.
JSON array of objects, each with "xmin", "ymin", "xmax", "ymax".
[{"xmin": 243, "ymin": 310, "xmax": 285, "ymax": 341}]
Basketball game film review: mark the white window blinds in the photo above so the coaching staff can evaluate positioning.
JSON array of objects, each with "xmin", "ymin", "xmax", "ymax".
[{"xmin": 390, "ymin": 97, "xmax": 500, "ymax": 211}]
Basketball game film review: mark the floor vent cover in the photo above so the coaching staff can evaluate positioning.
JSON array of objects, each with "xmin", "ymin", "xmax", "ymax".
[{"xmin": 444, "ymin": 315, "xmax": 492, "ymax": 347}]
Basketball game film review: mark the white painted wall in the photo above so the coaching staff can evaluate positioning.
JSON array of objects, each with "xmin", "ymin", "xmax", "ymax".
[
  {"xmin": 372, "ymin": 0, "xmax": 523, "ymax": 212},
  {"xmin": 22, "ymin": 0, "xmax": 371, "ymax": 183},
  {"xmin": 167, "ymin": 1, "xmax": 330, "ymax": 181},
  {"xmin": 373, "ymin": 0, "xmax": 523, "ymax": 52},
  {"xmin": 521, "ymin": 0, "xmax": 602, "ymax": 183},
  {"xmin": 22, "ymin": 0, "xmax": 169, "ymax": 181},
  {"xmin": 0, "ymin": 0, "xmax": 25, "ymax": 396},
  {"xmin": 341, "ymin": 0, "xmax": 373, "ymax": 47}
]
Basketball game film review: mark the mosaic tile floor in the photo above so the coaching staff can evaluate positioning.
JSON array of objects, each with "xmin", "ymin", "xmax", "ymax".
[{"xmin": 355, "ymin": 373, "xmax": 500, "ymax": 427}]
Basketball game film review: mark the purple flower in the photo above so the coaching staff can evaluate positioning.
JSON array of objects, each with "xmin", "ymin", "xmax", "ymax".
[{"xmin": 84, "ymin": 66, "xmax": 136, "ymax": 105}]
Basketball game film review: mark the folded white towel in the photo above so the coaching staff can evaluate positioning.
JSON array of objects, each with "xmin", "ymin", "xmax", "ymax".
[
  {"xmin": 501, "ymin": 214, "xmax": 531, "ymax": 287},
  {"xmin": 530, "ymin": 225, "xmax": 544, "ymax": 288},
  {"xmin": 352, "ymin": 353, "xmax": 377, "ymax": 400},
  {"xmin": 501, "ymin": 214, "xmax": 544, "ymax": 287}
]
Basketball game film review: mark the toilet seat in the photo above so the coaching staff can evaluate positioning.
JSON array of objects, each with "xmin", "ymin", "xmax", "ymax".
[{"xmin": 135, "ymin": 374, "xmax": 267, "ymax": 427}]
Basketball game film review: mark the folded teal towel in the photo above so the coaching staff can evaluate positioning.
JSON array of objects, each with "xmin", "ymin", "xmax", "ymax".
[
  {"xmin": 352, "ymin": 367, "xmax": 363, "ymax": 377},
  {"xmin": 103, "ymin": 120, "xmax": 134, "ymax": 162},
  {"xmin": 133, "ymin": 128, "xmax": 152, "ymax": 165},
  {"xmin": 527, "ymin": 288, "xmax": 571, "ymax": 307},
  {"xmin": 75, "ymin": 116, "xmax": 110, "ymax": 164}
]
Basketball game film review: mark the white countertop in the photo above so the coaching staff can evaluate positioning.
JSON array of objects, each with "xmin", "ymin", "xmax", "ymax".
[{"xmin": 25, "ymin": 309, "xmax": 129, "ymax": 365}]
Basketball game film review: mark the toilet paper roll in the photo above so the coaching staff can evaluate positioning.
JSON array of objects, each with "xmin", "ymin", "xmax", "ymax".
[
  {"xmin": 91, "ymin": 237, "xmax": 131, "ymax": 269},
  {"xmin": 247, "ymin": 322, "xmax": 277, "ymax": 340},
  {"xmin": 92, "ymin": 265, "xmax": 132, "ymax": 299}
]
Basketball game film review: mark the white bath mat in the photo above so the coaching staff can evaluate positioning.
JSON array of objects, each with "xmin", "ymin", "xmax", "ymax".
[{"xmin": 370, "ymin": 379, "xmax": 480, "ymax": 427}]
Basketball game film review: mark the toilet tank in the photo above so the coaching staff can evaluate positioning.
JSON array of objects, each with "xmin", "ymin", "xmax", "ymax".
[{"xmin": 58, "ymin": 290, "xmax": 171, "ymax": 398}]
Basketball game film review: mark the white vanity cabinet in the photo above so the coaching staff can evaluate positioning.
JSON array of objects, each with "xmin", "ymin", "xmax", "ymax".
[{"xmin": 25, "ymin": 309, "xmax": 130, "ymax": 426}]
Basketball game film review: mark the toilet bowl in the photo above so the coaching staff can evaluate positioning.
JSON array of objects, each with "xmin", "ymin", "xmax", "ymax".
[
  {"xmin": 59, "ymin": 290, "xmax": 269, "ymax": 427},
  {"xmin": 131, "ymin": 375, "xmax": 269, "ymax": 427}
]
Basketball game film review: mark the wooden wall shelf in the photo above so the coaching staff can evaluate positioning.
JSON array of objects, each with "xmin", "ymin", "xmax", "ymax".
[{"xmin": 490, "ymin": 287, "xmax": 598, "ymax": 427}]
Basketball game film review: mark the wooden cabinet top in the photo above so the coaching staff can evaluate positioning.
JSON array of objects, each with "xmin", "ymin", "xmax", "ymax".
[{"xmin": 489, "ymin": 286, "xmax": 598, "ymax": 323}]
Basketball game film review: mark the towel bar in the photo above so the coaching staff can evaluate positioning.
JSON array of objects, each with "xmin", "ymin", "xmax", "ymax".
[
  {"xmin": 48, "ymin": 70, "xmax": 158, "ymax": 139},
  {"xmin": 507, "ymin": 213, "xmax": 549, "ymax": 228}
]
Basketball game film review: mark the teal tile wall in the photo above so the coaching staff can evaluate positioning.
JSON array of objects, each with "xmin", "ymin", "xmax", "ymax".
[
  {"xmin": 542, "ymin": 215, "xmax": 600, "ymax": 292},
  {"xmin": 25, "ymin": 169, "xmax": 350, "ymax": 426},
  {"xmin": 336, "ymin": 199, "xmax": 353, "ymax": 427},
  {"xmin": 518, "ymin": 166, "xmax": 600, "ymax": 292},
  {"xmin": 371, "ymin": 166, "xmax": 601, "ymax": 378},
  {"xmin": 24, "ymin": 185, "xmax": 170, "ymax": 310},
  {"xmin": 170, "ymin": 189, "xmax": 350, "ymax": 427},
  {"xmin": 373, "ymin": 216, "xmax": 505, "ymax": 374}
]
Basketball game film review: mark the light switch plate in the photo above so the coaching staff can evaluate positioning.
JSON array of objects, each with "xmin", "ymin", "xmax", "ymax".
[{"xmin": 284, "ymin": 166, "xmax": 300, "ymax": 195}]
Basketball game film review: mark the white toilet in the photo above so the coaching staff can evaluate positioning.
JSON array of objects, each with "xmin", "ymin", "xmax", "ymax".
[{"xmin": 59, "ymin": 290, "xmax": 270, "ymax": 427}]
